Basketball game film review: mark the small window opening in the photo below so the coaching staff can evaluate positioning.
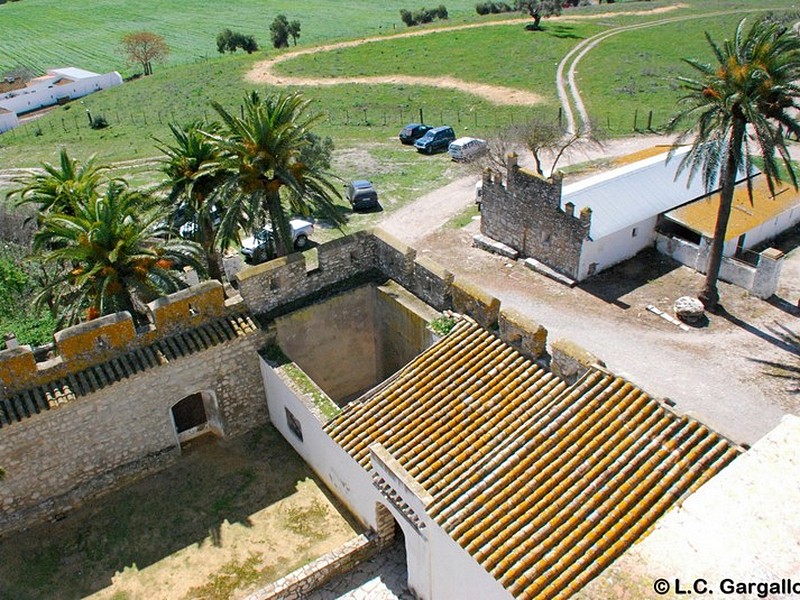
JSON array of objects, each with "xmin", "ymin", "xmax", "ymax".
[{"xmin": 286, "ymin": 408, "xmax": 303, "ymax": 441}]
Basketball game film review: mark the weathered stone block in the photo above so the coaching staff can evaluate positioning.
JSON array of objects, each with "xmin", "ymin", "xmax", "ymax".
[
  {"xmin": 498, "ymin": 308, "xmax": 547, "ymax": 360},
  {"xmin": 451, "ymin": 278, "xmax": 500, "ymax": 329},
  {"xmin": 550, "ymin": 338, "xmax": 605, "ymax": 385}
]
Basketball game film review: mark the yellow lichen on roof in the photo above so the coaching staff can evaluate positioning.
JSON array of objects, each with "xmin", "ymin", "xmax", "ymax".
[
  {"xmin": 612, "ymin": 145, "xmax": 673, "ymax": 167},
  {"xmin": 666, "ymin": 174, "xmax": 800, "ymax": 241},
  {"xmin": 325, "ymin": 318, "xmax": 740, "ymax": 599}
]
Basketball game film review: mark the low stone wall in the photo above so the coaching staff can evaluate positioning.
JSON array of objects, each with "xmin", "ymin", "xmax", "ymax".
[
  {"xmin": 246, "ymin": 534, "xmax": 379, "ymax": 600},
  {"xmin": 0, "ymin": 283, "xmax": 272, "ymax": 534},
  {"xmin": 656, "ymin": 233, "xmax": 785, "ymax": 299}
]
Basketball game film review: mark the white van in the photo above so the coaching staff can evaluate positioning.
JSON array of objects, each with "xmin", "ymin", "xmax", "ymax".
[{"xmin": 448, "ymin": 137, "xmax": 488, "ymax": 162}]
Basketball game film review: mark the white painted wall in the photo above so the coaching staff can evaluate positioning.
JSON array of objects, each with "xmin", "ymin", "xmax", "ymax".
[
  {"xmin": 429, "ymin": 525, "xmax": 514, "ymax": 600},
  {"xmin": 0, "ymin": 70, "xmax": 122, "ymax": 116},
  {"xmin": 577, "ymin": 216, "xmax": 658, "ymax": 280},
  {"xmin": 260, "ymin": 358, "xmax": 376, "ymax": 529},
  {"xmin": 736, "ymin": 205, "xmax": 800, "ymax": 252},
  {"xmin": 259, "ymin": 356, "xmax": 514, "ymax": 600},
  {"xmin": 656, "ymin": 233, "xmax": 704, "ymax": 271},
  {"xmin": 0, "ymin": 110, "xmax": 19, "ymax": 133}
]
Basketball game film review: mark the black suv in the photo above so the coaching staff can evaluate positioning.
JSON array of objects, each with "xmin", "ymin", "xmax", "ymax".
[
  {"xmin": 414, "ymin": 126, "xmax": 456, "ymax": 154},
  {"xmin": 399, "ymin": 123, "xmax": 431, "ymax": 145},
  {"xmin": 345, "ymin": 180, "xmax": 379, "ymax": 211}
]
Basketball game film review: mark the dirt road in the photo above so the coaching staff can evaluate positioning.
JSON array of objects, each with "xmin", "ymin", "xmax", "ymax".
[{"xmin": 381, "ymin": 134, "xmax": 800, "ymax": 447}]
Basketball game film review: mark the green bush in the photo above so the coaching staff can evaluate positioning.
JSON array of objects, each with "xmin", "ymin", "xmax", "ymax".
[{"xmin": 400, "ymin": 5, "xmax": 448, "ymax": 26}]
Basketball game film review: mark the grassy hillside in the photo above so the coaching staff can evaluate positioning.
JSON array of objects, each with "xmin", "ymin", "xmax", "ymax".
[
  {"xmin": 2, "ymin": 0, "xmax": 798, "ymax": 169},
  {"xmin": 0, "ymin": 0, "xmax": 487, "ymax": 76}
]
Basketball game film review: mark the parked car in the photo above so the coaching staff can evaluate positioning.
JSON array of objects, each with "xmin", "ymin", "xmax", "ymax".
[
  {"xmin": 414, "ymin": 126, "xmax": 456, "ymax": 154},
  {"xmin": 399, "ymin": 123, "xmax": 431, "ymax": 145},
  {"xmin": 345, "ymin": 180, "xmax": 380, "ymax": 211},
  {"xmin": 240, "ymin": 218, "xmax": 314, "ymax": 264},
  {"xmin": 449, "ymin": 137, "xmax": 489, "ymax": 162}
]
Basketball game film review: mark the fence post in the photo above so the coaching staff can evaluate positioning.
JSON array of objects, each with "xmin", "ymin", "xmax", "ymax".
[
  {"xmin": 558, "ymin": 107, "xmax": 562, "ymax": 128},
  {"xmin": 474, "ymin": 111, "xmax": 478, "ymax": 127},
  {"xmin": 647, "ymin": 110, "xmax": 653, "ymax": 131},
  {"xmin": 363, "ymin": 108, "xmax": 368, "ymax": 124},
  {"xmin": 345, "ymin": 110, "xmax": 350, "ymax": 125},
  {"xmin": 419, "ymin": 107, "xmax": 424, "ymax": 124},
  {"xmin": 633, "ymin": 109, "xmax": 638, "ymax": 131}
]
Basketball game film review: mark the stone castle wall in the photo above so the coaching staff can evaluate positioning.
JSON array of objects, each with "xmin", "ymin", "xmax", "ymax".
[
  {"xmin": 480, "ymin": 155, "xmax": 590, "ymax": 279},
  {"xmin": 0, "ymin": 229, "xmax": 599, "ymax": 534},
  {"xmin": 0, "ymin": 281, "xmax": 271, "ymax": 533}
]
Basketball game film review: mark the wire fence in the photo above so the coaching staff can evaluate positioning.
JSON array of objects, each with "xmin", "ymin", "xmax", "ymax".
[{"xmin": 1, "ymin": 104, "xmax": 674, "ymax": 143}]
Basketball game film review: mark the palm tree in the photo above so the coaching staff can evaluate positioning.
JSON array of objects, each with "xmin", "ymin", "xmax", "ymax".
[
  {"xmin": 207, "ymin": 91, "xmax": 344, "ymax": 257},
  {"xmin": 7, "ymin": 149, "xmax": 112, "ymax": 216},
  {"xmin": 33, "ymin": 183, "xmax": 205, "ymax": 326},
  {"xmin": 156, "ymin": 120, "xmax": 228, "ymax": 281},
  {"xmin": 669, "ymin": 18, "xmax": 800, "ymax": 310}
]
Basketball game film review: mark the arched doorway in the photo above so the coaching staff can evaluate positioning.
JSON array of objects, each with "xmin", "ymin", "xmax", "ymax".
[{"xmin": 171, "ymin": 390, "xmax": 223, "ymax": 446}]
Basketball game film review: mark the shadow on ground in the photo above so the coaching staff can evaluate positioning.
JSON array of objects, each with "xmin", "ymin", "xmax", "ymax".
[
  {"xmin": 0, "ymin": 425, "xmax": 343, "ymax": 600},
  {"xmin": 578, "ymin": 248, "xmax": 682, "ymax": 309}
]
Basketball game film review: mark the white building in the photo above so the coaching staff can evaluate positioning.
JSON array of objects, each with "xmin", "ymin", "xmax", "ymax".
[
  {"xmin": 480, "ymin": 148, "xmax": 798, "ymax": 296},
  {"xmin": 263, "ymin": 314, "xmax": 740, "ymax": 599},
  {"xmin": 0, "ymin": 67, "xmax": 122, "ymax": 131},
  {"xmin": 0, "ymin": 107, "xmax": 19, "ymax": 133}
]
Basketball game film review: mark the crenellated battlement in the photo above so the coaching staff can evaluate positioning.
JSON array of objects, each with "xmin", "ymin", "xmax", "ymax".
[
  {"xmin": 480, "ymin": 154, "xmax": 590, "ymax": 280},
  {"xmin": 0, "ymin": 280, "xmax": 235, "ymax": 398}
]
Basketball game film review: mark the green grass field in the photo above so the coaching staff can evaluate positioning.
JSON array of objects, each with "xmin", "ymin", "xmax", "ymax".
[
  {"xmin": 2, "ymin": 0, "xmax": 799, "ymax": 169},
  {"xmin": 0, "ymin": 0, "xmax": 486, "ymax": 76}
]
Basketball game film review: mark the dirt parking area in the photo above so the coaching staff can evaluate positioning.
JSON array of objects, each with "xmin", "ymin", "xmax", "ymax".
[
  {"xmin": 417, "ymin": 219, "xmax": 800, "ymax": 446},
  {"xmin": 0, "ymin": 426, "xmax": 360, "ymax": 600}
]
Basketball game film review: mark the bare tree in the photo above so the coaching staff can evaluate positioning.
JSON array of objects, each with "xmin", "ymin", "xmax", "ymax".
[
  {"xmin": 471, "ymin": 117, "xmax": 603, "ymax": 183},
  {"xmin": 120, "ymin": 32, "xmax": 170, "ymax": 76}
]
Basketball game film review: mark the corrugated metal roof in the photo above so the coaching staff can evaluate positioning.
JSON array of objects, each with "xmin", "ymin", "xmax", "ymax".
[
  {"xmin": 326, "ymin": 317, "xmax": 739, "ymax": 599},
  {"xmin": 665, "ymin": 174, "xmax": 800, "ymax": 241},
  {"xmin": 562, "ymin": 147, "xmax": 711, "ymax": 240}
]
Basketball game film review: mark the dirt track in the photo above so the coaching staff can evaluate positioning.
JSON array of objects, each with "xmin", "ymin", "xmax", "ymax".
[{"xmin": 245, "ymin": 4, "xmax": 683, "ymax": 107}]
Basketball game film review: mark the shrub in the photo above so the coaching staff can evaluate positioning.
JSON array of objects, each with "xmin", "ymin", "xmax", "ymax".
[
  {"xmin": 476, "ymin": 1, "xmax": 512, "ymax": 14},
  {"xmin": 400, "ymin": 5, "xmax": 448, "ymax": 27},
  {"xmin": 400, "ymin": 9, "xmax": 414, "ymax": 26},
  {"xmin": 90, "ymin": 115, "xmax": 108, "ymax": 129},
  {"xmin": 217, "ymin": 29, "xmax": 259, "ymax": 54}
]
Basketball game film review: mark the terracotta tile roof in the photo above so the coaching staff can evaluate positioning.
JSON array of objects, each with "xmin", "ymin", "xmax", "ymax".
[
  {"xmin": 665, "ymin": 174, "xmax": 800, "ymax": 241},
  {"xmin": 0, "ymin": 313, "xmax": 258, "ymax": 428},
  {"xmin": 325, "ymin": 318, "xmax": 740, "ymax": 599}
]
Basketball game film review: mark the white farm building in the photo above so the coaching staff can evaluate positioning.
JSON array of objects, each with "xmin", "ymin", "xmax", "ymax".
[{"xmin": 0, "ymin": 67, "xmax": 122, "ymax": 132}]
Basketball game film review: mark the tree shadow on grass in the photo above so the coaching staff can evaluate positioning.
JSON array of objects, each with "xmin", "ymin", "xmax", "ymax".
[
  {"xmin": 0, "ymin": 425, "xmax": 350, "ymax": 600},
  {"xmin": 544, "ymin": 24, "xmax": 584, "ymax": 40}
]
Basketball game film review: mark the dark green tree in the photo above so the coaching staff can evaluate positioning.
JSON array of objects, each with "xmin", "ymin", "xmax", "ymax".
[
  {"xmin": 516, "ymin": 0, "xmax": 561, "ymax": 30},
  {"xmin": 287, "ymin": 20, "xmax": 301, "ymax": 46},
  {"xmin": 8, "ymin": 149, "xmax": 111, "ymax": 217},
  {"xmin": 33, "ymin": 184, "xmax": 204, "ymax": 325},
  {"xmin": 669, "ymin": 18, "xmax": 800, "ymax": 310},
  {"xmin": 270, "ymin": 15, "xmax": 290, "ymax": 49},
  {"xmin": 156, "ymin": 120, "xmax": 232, "ymax": 281}
]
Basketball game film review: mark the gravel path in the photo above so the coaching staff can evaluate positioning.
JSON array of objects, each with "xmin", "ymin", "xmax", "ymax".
[{"xmin": 380, "ymin": 134, "xmax": 800, "ymax": 447}]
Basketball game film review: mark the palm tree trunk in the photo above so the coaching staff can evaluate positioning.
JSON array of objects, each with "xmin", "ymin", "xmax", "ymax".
[
  {"xmin": 266, "ymin": 191, "xmax": 292, "ymax": 257},
  {"xmin": 201, "ymin": 217, "xmax": 223, "ymax": 281},
  {"xmin": 699, "ymin": 118, "xmax": 746, "ymax": 311}
]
